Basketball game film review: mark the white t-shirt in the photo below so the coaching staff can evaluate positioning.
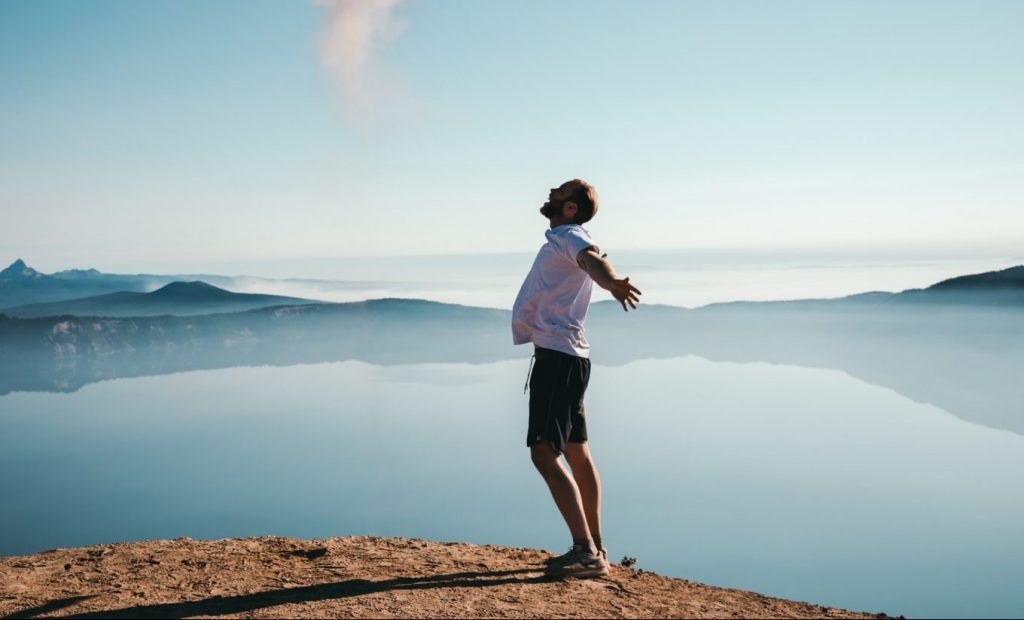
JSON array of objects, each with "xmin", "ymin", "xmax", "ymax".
[{"xmin": 512, "ymin": 223, "xmax": 600, "ymax": 358}]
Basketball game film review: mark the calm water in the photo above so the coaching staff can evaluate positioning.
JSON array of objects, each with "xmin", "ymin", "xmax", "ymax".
[{"xmin": 2, "ymin": 357, "xmax": 1023, "ymax": 618}]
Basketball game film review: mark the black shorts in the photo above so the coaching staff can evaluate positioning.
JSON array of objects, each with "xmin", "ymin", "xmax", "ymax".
[{"xmin": 525, "ymin": 345, "xmax": 591, "ymax": 454}]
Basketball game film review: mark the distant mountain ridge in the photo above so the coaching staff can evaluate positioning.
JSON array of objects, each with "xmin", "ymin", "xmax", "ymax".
[
  {"xmin": 1, "ymin": 280, "xmax": 322, "ymax": 318},
  {"xmin": 51, "ymin": 267, "xmax": 104, "ymax": 279},
  {"xmin": 0, "ymin": 258, "xmax": 393, "ymax": 309},
  {"xmin": 0, "ymin": 258, "xmax": 158, "ymax": 308},
  {"xmin": 699, "ymin": 264, "xmax": 1024, "ymax": 311},
  {"xmin": 930, "ymin": 265, "xmax": 1024, "ymax": 289},
  {"xmin": 3, "ymin": 258, "xmax": 1024, "ymax": 315}
]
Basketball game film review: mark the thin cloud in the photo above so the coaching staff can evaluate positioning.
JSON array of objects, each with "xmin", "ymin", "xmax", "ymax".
[{"xmin": 314, "ymin": 0, "xmax": 408, "ymax": 116}]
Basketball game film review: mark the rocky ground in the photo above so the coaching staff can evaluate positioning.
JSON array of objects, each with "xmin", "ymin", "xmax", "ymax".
[{"xmin": 0, "ymin": 535, "xmax": 890, "ymax": 618}]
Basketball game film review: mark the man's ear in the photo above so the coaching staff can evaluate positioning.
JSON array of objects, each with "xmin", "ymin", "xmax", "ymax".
[{"xmin": 563, "ymin": 201, "xmax": 578, "ymax": 220}]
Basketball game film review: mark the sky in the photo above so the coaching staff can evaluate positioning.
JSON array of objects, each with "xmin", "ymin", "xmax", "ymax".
[{"xmin": 2, "ymin": 0, "xmax": 1022, "ymax": 276}]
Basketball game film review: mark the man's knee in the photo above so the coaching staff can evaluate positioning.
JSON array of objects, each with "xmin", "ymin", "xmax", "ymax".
[
  {"xmin": 563, "ymin": 441, "xmax": 592, "ymax": 467},
  {"xmin": 530, "ymin": 442, "xmax": 561, "ymax": 476}
]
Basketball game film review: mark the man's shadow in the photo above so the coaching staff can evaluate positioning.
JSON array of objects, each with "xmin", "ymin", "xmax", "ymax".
[{"xmin": 6, "ymin": 568, "xmax": 554, "ymax": 619}]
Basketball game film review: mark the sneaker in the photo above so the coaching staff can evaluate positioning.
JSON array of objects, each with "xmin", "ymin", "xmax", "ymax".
[
  {"xmin": 545, "ymin": 544, "xmax": 608, "ymax": 565},
  {"xmin": 543, "ymin": 545, "xmax": 577, "ymax": 565},
  {"xmin": 544, "ymin": 544, "xmax": 609, "ymax": 578}
]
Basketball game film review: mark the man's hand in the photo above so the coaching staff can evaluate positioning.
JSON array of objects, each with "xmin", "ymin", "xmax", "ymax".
[
  {"xmin": 609, "ymin": 276, "xmax": 642, "ymax": 312},
  {"xmin": 577, "ymin": 248, "xmax": 643, "ymax": 312}
]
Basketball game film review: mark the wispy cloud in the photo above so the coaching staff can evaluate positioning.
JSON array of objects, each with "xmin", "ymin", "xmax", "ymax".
[{"xmin": 314, "ymin": 0, "xmax": 408, "ymax": 117}]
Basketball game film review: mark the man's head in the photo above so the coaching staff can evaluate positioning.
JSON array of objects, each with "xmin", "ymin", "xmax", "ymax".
[{"xmin": 540, "ymin": 179, "xmax": 599, "ymax": 227}]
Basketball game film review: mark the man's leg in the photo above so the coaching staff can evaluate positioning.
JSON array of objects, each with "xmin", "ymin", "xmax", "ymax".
[
  {"xmin": 530, "ymin": 442, "xmax": 592, "ymax": 543},
  {"xmin": 563, "ymin": 441, "xmax": 602, "ymax": 549}
]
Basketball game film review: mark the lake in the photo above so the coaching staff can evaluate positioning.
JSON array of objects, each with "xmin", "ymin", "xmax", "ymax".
[{"xmin": 2, "ymin": 355, "xmax": 1022, "ymax": 618}]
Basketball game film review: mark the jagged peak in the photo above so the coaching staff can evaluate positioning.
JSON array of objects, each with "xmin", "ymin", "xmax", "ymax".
[{"xmin": 0, "ymin": 258, "xmax": 42, "ymax": 280}]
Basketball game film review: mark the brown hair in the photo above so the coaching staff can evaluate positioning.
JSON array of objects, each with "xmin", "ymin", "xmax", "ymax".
[{"xmin": 566, "ymin": 179, "xmax": 598, "ymax": 224}]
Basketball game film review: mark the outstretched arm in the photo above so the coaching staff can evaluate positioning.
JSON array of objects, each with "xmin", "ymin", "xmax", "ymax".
[{"xmin": 576, "ymin": 248, "xmax": 642, "ymax": 312}]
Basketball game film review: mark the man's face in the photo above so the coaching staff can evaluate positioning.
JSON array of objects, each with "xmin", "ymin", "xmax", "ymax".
[{"xmin": 540, "ymin": 181, "xmax": 578, "ymax": 219}]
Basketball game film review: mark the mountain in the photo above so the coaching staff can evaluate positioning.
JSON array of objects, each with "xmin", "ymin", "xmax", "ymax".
[
  {"xmin": 51, "ymin": 267, "xmax": 105, "ymax": 279},
  {"xmin": 890, "ymin": 265, "xmax": 1024, "ymax": 307},
  {"xmin": 0, "ymin": 258, "xmax": 46, "ymax": 280},
  {"xmin": 1, "ymin": 280, "xmax": 324, "ymax": 318},
  {"xmin": 0, "ymin": 259, "xmax": 153, "ymax": 308},
  {"xmin": 0, "ymin": 258, "xmax": 394, "ymax": 309},
  {"xmin": 930, "ymin": 265, "xmax": 1024, "ymax": 289},
  {"xmin": 698, "ymin": 264, "xmax": 1024, "ymax": 312}
]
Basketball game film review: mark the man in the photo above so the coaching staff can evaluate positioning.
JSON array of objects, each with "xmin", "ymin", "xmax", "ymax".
[{"xmin": 511, "ymin": 178, "xmax": 642, "ymax": 579}]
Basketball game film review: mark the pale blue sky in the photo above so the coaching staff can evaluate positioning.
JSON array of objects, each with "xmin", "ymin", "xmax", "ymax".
[{"xmin": 2, "ymin": 0, "xmax": 1022, "ymax": 274}]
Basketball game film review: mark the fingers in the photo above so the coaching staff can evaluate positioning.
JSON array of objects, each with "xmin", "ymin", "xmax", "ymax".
[
  {"xmin": 615, "ymin": 277, "xmax": 642, "ymax": 312},
  {"xmin": 621, "ymin": 276, "xmax": 642, "ymax": 296}
]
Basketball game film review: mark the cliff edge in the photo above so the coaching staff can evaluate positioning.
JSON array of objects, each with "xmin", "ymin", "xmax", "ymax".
[{"xmin": 0, "ymin": 535, "xmax": 888, "ymax": 619}]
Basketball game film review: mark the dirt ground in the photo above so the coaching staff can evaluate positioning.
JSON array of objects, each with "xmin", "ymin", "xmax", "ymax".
[{"xmin": 0, "ymin": 535, "xmax": 889, "ymax": 618}]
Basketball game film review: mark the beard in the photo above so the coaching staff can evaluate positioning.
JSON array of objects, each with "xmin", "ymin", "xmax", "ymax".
[{"xmin": 540, "ymin": 201, "xmax": 555, "ymax": 217}]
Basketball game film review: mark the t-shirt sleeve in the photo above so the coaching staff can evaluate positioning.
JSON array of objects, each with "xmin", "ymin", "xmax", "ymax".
[{"xmin": 557, "ymin": 227, "xmax": 599, "ymax": 267}]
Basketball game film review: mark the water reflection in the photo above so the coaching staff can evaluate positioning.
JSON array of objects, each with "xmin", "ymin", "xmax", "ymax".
[{"xmin": 3, "ymin": 300, "xmax": 1021, "ymax": 435}]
